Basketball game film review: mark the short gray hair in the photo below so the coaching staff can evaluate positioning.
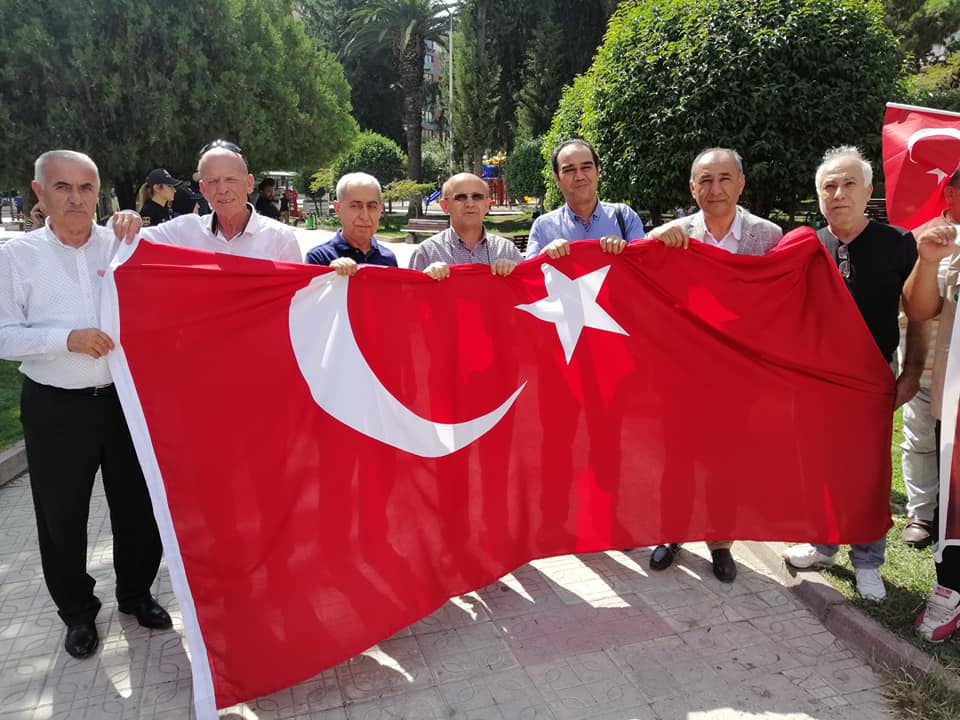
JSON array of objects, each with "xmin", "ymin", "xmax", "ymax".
[
  {"xmin": 336, "ymin": 172, "xmax": 382, "ymax": 201},
  {"xmin": 34, "ymin": 150, "xmax": 100, "ymax": 188},
  {"xmin": 815, "ymin": 145, "xmax": 873, "ymax": 189},
  {"xmin": 690, "ymin": 148, "xmax": 743, "ymax": 181}
]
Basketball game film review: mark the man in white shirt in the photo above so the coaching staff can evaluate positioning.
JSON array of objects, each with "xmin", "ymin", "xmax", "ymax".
[
  {"xmin": 0, "ymin": 150, "xmax": 172, "ymax": 660},
  {"xmin": 112, "ymin": 140, "xmax": 301, "ymax": 262}
]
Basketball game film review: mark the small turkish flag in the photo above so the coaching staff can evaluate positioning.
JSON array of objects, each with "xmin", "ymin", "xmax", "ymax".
[
  {"xmin": 103, "ymin": 229, "xmax": 893, "ymax": 716},
  {"xmin": 883, "ymin": 102, "xmax": 960, "ymax": 229}
]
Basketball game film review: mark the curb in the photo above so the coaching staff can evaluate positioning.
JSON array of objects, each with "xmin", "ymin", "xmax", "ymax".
[
  {"xmin": 739, "ymin": 540, "xmax": 960, "ymax": 692},
  {"xmin": 0, "ymin": 440, "xmax": 27, "ymax": 487}
]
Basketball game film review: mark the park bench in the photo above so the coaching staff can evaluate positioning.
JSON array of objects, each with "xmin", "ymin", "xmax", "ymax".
[
  {"xmin": 402, "ymin": 218, "xmax": 449, "ymax": 243},
  {"xmin": 865, "ymin": 197, "xmax": 888, "ymax": 224},
  {"xmin": 510, "ymin": 234, "xmax": 529, "ymax": 254}
]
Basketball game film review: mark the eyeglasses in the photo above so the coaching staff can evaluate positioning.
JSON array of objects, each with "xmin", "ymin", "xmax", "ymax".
[
  {"xmin": 449, "ymin": 192, "xmax": 487, "ymax": 202},
  {"xmin": 199, "ymin": 139, "xmax": 242, "ymax": 156},
  {"xmin": 838, "ymin": 243, "xmax": 852, "ymax": 280}
]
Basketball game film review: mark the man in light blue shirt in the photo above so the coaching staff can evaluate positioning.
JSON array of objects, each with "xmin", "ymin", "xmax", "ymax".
[{"xmin": 525, "ymin": 139, "xmax": 646, "ymax": 259}]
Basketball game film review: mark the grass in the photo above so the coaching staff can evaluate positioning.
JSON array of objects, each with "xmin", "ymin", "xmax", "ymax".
[
  {"xmin": 885, "ymin": 666, "xmax": 960, "ymax": 720},
  {"xmin": 0, "ymin": 360, "xmax": 21, "ymax": 447}
]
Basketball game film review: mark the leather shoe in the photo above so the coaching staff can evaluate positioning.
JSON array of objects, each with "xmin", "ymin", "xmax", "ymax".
[
  {"xmin": 902, "ymin": 520, "xmax": 932, "ymax": 549},
  {"xmin": 711, "ymin": 548, "xmax": 738, "ymax": 583},
  {"xmin": 64, "ymin": 621, "xmax": 99, "ymax": 659},
  {"xmin": 119, "ymin": 598, "xmax": 172, "ymax": 630},
  {"xmin": 650, "ymin": 543, "xmax": 679, "ymax": 570}
]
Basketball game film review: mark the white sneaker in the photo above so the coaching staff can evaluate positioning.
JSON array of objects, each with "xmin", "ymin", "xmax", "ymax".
[
  {"xmin": 855, "ymin": 568, "xmax": 886, "ymax": 601},
  {"xmin": 782, "ymin": 544, "xmax": 837, "ymax": 569},
  {"xmin": 915, "ymin": 584, "xmax": 960, "ymax": 642}
]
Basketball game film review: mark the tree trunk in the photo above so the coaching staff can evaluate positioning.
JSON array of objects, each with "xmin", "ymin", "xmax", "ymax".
[{"xmin": 400, "ymin": 37, "xmax": 425, "ymax": 185}]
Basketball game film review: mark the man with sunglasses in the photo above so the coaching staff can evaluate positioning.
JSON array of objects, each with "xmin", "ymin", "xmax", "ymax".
[
  {"xmin": 410, "ymin": 172, "xmax": 522, "ymax": 279},
  {"xmin": 782, "ymin": 145, "xmax": 922, "ymax": 602},
  {"xmin": 526, "ymin": 139, "xmax": 646, "ymax": 260},
  {"xmin": 112, "ymin": 140, "xmax": 301, "ymax": 262},
  {"xmin": 305, "ymin": 172, "xmax": 397, "ymax": 275}
]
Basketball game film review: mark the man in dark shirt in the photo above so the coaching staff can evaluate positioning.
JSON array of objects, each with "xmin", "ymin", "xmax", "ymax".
[
  {"xmin": 255, "ymin": 178, "xmax": 280, "ymax": 220},
  {"xmin": 305, "ymin": 172, "xmax": 397, "ymax": 274},
  {"xmin": 783, "ymin": 145, "xmax": 921, "ymax": 602}
]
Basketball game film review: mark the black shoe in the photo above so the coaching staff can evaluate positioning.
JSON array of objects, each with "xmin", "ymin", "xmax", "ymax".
[
  {"xmin": 64, "ymin": 621, "xmax": 99, "ymax": 659},
  {"xmin": 711, "ymin": 548, "xmax": 738, "ymax": 583},
  {"xmin": 650, "ymin": 543, "xmax": 680, "ymax": 570},
  {"xmin": 119, "ymin": 598, "xmax": 173, "ymax": 630}
]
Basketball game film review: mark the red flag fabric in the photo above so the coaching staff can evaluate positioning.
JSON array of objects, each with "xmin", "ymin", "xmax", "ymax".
[
  {"xmin": 883, "ymin": 102, "xmax": 960, "ymax": 229},
  {"xmin": 102, "ymin": 227, "xmax": 893, "ymax": 715}
]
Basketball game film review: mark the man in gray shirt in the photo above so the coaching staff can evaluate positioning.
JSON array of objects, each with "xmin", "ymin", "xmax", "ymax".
[{"xmin": 410, "ymin": 172, "xmax": 522, "ymax": 279}]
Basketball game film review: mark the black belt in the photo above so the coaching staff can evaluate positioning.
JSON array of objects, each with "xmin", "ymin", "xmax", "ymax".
[{"xmin": 25, "ymin": 377, "xmax": 115, "ymax": 396}]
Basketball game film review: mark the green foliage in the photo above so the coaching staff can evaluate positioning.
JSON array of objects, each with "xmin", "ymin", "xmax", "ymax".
[
  {"xmin": 883, "ymin": 0, "xmax": 960, "ymax": 69},
  {"xmin": 0, "ymin": 0, "xmax": 358, "ymax": 203},
  {"xmin": 504, "ymin": 137, "xmax": 546, "ymax": 200},
  {"xmin": 452, "ymin": 22, "xmax": 502, "ymax": 172},
  {"xmin": 0, "ymin": 361, "xmax": 22, "ymax": 448},
  {"xmin": 345, "ymin": 0, "xmax": 449, "ymax": 181},
  {"xmin": 549, "ymin": 0, "xmax": 904, "ymax": 217},
  {"xmin": 331, "ymin": 131, "xmax": 406, "ymax": 188},
  {"xmin": 296, "ymin": 0, "xmax": 406, "ymax": 145},
  {"xmin": 421, "ymin": 139, "xmax": 448, "ymax": 187},
  {"xmin": 382, "ymin": 179, "xmax": 434, "ymax": 202},
  {"xmin": 310, "ymin": 168, "xmax": 334, "ymax": 196}
]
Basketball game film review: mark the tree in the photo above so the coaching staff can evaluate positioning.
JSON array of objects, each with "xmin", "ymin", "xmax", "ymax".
[
  {"xmin": 330, "ymin": 131, "xmax": 406, "ymax": 191},
  {"xmin": 346, "ymin": 0, "xmax": 449, "ymax": 184},
  {"xmin": 547, "ymin": 0, "xmax": 904, "ymax": 219},
  {"xmin": 296, "ymin": 0, "xmax": 406, "ymax": 145},
  {"xmin": 883, "ymin": 0, "xmax": 960, "ymax": 69},
  {"xmin": 503, "ymin": 137, "xmax": 546, "ymax": 200},
  {"xmin": 0, "ymin": 0, "xmax": 358, "ymax": 207},
  {"xmin": 452, "ymin": 18, "xmax": 502, "ymax": 173}
]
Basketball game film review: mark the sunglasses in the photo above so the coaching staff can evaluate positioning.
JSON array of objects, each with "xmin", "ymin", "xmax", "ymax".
[
  {"xmin": 838, "ymin": 243, "xmax": 852, "ymax": 280},
  {"xmin": 199, "ymin": 139, "xmax": 243, "ymax": 156},
  {"xmin": 449, "ymin": 192, "xmax": 487, "ymax": 202}
]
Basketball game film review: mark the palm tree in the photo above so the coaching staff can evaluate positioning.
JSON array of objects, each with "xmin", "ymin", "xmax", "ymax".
[{"xmin": 347, "ymin": 0, "xmax": 449, "ymax": 185}]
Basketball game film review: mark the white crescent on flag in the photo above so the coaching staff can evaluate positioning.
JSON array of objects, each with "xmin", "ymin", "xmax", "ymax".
[
  {"xmin": 289, "ymin": 273, "xmax": 525, "ymax": 458},
  {"xmin": 906, "ymin": 127, "xmax": 960, "ymax": 184}
]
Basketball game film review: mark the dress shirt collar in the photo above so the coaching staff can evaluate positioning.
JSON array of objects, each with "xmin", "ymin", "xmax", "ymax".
[
  {"xmin": 208, "ymin": 203, "xmax": 256, "ymax": 239},
  {"xmin": 451, "ymin": 226, "xmax": 489, "ymax": 249},
  {"xmin": 703, "ymin": 207, "xmax": 743, "ymax": 247},
  {"xmin": 333, "ymin": 230, "xmax": 384, "ymax": 258},
  {"xmin": 562, "ymin": 201, "xmax": 601, "ymax": 226},
  {"xmin": 43, "ymin": 220, "xmax": 99, "ymax": 250}
]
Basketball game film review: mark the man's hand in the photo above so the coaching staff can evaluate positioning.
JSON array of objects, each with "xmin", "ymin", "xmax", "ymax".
[
  {"xmin": 330, "ymin": 257, "xmax": 358, "ymax": 277},
  {"xmin": 540, "ymin": 239, "xmax": 570, "ymax": 258},
  {"xmin": 112, "ymin": 210, "xmax": 143, "ymax": 244},
  {"xmin": 67, "ymin": 328, "xmax": 115, "ymax": 359},
  {"xmin": 490, "ymin": 259, "xmax": 518, "ymax": 276},
  {"xmin": 915, "ymin": 225, "xmax": 958, "ymax": 264},
  {"xmin": 894, "ymin": 370, "xmax": 921, "ymax": 410},
  {"xmin": 649, "ymin": 224, "xmax": 690, "ymax": 249},
  {"xmin": 424, "ymin": 262, "xmax": 450, "ymax": 280},
  {"xmin": 599, "ymin": 235, "xmax": 627, "ymax": 254}
]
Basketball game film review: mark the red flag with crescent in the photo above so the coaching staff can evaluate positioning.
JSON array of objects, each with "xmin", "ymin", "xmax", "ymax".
[
  {"xmin": 102, "ymin": 228, "xmax": 893, "ymax": 717},
  {"xmin": 883, "ymin": 102, "xmax": 960, "ymax": 229}
]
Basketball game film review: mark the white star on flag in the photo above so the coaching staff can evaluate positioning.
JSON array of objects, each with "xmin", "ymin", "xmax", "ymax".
[{"xmin": 515, "ymin": 263, "xmax": 628, "ymax": 364}]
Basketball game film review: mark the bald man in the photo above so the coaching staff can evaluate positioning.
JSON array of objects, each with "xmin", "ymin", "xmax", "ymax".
[{"xmin": 410, "ymin": 172, "xmax": 522, "ymax": 280}]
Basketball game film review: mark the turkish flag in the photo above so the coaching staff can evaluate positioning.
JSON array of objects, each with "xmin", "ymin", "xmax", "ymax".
[
  {"xmin": 102, "ymin": 228, "xmax": 893, "ymax": 716},
  {"xmin": 883, "ymin": 102, "xmax": 960, "ymax": 229}
]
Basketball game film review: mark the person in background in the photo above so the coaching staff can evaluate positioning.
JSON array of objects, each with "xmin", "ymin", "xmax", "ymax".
[{"xmin": 137, "ymin": 168, "xmax": 182, "ymax": 227}]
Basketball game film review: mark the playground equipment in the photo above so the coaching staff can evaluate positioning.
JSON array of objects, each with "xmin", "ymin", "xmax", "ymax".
[{"xmin": 481, "ymin": 151, "xmax": 506, "ymax": 205}]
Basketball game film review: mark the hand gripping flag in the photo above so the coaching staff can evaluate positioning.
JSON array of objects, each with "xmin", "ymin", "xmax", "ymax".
[
  {"xmin": 102, "ymin": 228, "xmax": 894, "ymax": 717},
  {"xmin": 883, "ymin": 102, "xmax": 960, "ymax": 229}
]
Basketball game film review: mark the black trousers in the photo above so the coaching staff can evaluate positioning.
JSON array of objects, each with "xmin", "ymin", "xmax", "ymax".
[
  {"xmin": 932, "ymin": 420, "xmax": 960, "ymax": 590},
  {"xmin": 20, "ymin": 377, "xmax": 162, "ymax": 625}
]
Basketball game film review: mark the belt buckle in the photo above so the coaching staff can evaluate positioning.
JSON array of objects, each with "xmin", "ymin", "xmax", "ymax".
[{"xmin": 92, "ymin": 384, "xmax": 109, "ymax": 396}]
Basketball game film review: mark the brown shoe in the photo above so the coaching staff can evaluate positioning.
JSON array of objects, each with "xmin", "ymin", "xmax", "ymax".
[{"xmin": 902, "ymin": 520, "xmax": 932, "ymax": 549}]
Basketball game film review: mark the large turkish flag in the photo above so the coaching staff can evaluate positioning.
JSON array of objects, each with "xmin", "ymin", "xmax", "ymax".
[
  {"xmin": 102, "ymin": 227, "xmax": 893, "ymax": 716},
  {"xmin": 883, "ymin": 102, "xmax": 960, "ymax": 229}
]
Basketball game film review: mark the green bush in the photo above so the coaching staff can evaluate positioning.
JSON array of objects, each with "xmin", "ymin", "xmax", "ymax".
[
  {"xmin": 504, "ymin": 137, "xmax": 546, "ymax": 201},
  {"xmin": 331, "ymin": 131, "xmax": 406, "ymax": 194},
  {"xmin": 548, "ymin": 0, "xmax": 904, "ymax": 217}
]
